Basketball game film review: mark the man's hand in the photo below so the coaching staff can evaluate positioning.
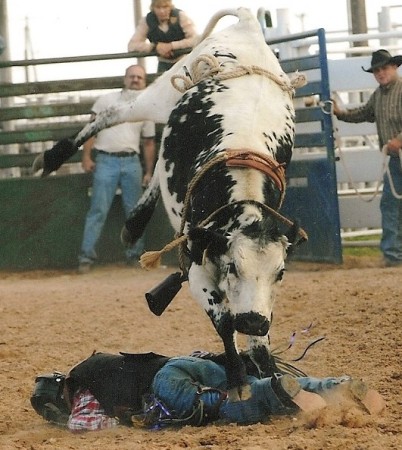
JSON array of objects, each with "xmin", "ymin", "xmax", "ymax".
[
  {"xmin": 156, "ymin": 42, "xmax": 173, "ymax": 59},
  {"xmin": 82, "ymin": 157, "xmax": 95, "ymax": 173},
  {"xmin": 386, "ymin": 138, "xmax": 402, "ymax": 155},
  {"xmin": 142, "ymin": 172, "xmax": 152, "ymax": 188},
  {"xmin": 331, "ymin": 98, "xmax": 342, "ymax": 117}
]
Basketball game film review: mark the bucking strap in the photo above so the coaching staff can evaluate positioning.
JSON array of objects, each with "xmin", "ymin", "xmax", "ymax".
[{"xmin": 225, "ymin": 149, "xmax": 286, "ymax": 202}]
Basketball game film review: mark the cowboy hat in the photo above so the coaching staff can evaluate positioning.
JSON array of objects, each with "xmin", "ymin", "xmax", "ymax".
[{"xmin": 362, "ymin": 49, "xmax": 402, "ymax": 73}]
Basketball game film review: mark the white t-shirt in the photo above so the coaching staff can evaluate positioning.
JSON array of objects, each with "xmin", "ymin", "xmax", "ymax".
[{"xmin": 92, "ymin": 90, "xmax": 155, "ymax": 154}]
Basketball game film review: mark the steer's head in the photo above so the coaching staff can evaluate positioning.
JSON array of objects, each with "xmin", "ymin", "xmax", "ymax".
[{"xmin": 188, "ymin": 218, "xmax": 303, "ymax": 337}]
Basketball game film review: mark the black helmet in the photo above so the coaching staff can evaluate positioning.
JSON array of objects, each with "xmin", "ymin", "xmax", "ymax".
[{"xmin": 30, "ymin": 372, "xmax": 70, "ymax": 426}]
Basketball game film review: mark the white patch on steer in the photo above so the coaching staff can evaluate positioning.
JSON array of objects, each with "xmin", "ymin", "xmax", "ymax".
[
  {"xmin": 209, "ymin": 75, "xmax": 294, "ymax": 158},
  {"xmin": 230, "ymin": 170, "xmax": 266, "ymax": 204},
  {"xmin": 217, "ymin": 233, "xmax": 288, "ymax": 321},
  {"xmin": 188, "ymin": 230, "xmax": 289, "ymax": 336}
]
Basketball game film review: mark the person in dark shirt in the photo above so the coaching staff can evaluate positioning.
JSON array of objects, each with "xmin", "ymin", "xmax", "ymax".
[{"xmin": 127, "ymin": 0, "xmax": 198, "ymax": 72}]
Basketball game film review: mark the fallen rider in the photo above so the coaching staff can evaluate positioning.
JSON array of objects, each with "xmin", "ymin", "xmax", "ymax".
[{"xmin": 31, "ymin": 350, "xmax": 385, "ymax": 431}]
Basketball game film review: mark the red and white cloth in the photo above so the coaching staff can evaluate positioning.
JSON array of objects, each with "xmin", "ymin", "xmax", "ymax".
[{"xmin": 67, "ymin": 389, "xmax": 119, "ymax": 432}]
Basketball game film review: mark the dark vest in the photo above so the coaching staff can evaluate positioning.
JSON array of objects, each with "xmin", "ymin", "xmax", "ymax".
[
  {"xmin": 146, "ymin": 8, "xmax": 185, "ymax": 44},
  {"xmin": 64, "ymin": 351, "xmax": 271, "ymax": 418},
  {"xmin": 65, "ymin": 352, "xmax": 170, "ymax": 416}
]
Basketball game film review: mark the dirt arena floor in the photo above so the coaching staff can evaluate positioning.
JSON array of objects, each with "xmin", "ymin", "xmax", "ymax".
[{"xmin": 1, "ymin": 256, "xmax": 401, "ymax": 450}]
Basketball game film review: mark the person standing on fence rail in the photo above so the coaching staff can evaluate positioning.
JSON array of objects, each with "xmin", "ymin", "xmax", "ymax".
[
  {"xmin": 333, "ymin": 49, "xmax": 402, "ymax": 268},
  {"xmin": 78, "ymin": 65, "xmax": 156, "ymax": 274},
  {"xmin": 127, "ymin": 0, "xmax": 198, "ymax": 73}
]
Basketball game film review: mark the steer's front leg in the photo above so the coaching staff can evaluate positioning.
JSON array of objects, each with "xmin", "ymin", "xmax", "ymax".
[
  {"xmin": 188, "ymin": 264, "xmax": 250, "ymax": 401},
  {"xmin": 217, "ymin": 313, "xmax": 251, "ymax": 401},
  {"xmin": 247, "ymin": 335, "xmax": 280, "ymax": 378}
]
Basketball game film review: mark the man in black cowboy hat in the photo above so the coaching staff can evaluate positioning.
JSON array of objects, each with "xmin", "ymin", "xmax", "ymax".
[{"xmin": 333, "ymin": 49, "xmax": 402, "ymax": 267}]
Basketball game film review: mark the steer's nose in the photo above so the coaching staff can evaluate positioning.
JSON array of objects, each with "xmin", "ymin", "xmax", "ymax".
[{"xmin": 234, "ymin": 312, "xmax": 269, "ymax": 336}]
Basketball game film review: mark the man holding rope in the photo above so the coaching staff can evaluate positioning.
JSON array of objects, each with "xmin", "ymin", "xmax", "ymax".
[{"xmin": 333, "ymin": 49, "xmax": 402, "ymax": 267}]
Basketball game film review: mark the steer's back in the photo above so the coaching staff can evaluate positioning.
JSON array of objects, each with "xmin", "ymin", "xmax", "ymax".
[{"xmin": 157, "ymin": 9, "xmax": 295, "ymax": 231}]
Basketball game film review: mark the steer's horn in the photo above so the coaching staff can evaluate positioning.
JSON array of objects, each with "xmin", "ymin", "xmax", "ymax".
[{"xmin": 145, "ymin": 272, "xmax": 188, "ymax": 316}]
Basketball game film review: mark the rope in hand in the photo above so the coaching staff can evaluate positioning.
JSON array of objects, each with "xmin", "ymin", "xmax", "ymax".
[
  {"xmin": 328, "ymin": 99, "xmax": 402, "ymax": 200},
  {"xmin": 170, "ymin": 53, "xmax": 307, "ymax": 96},
  {"xmin": 384, "ymin": 146, "xmax": 402, "ymax": 199},
  {"xmin": 326, "ymin": 99, "xmax": 385, "ymax": 203}
]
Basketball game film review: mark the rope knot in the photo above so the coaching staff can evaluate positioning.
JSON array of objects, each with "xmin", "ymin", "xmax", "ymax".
[
  {"xmin": 171, "ymin": 54, "xmax": 223, "ymax": 93},
  {"xmin": 290, "ymin": 71, "xmax": 307, "ymax": 89},
  {"xmin": 170, "ymin": 54, "xmax": 307, "ymax": 96}
]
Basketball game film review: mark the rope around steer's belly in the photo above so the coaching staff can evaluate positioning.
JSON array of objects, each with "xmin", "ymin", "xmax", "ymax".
[
  {"xmin": 139, "ymin": 149, "xmax": 307, "ymax": 273},
  {"xmin": 170, "ymin": 54, "xmax": 307, "ymax": 96}
]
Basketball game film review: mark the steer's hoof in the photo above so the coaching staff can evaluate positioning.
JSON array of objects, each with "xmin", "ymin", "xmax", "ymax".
[
  {"xmin": 343, "ymin": 379, "xmax": 386, "ymax": 415},
  {"xmin": 32, "ymin": 152, "xmax": 44, "ymax": 173},
  {"xmin": 120, "ymin": 226, "xmax": 132, "ymax": 247},
  {"xmin": 227, "ymin": 384, "xmax": 252, "ymax": 402}
]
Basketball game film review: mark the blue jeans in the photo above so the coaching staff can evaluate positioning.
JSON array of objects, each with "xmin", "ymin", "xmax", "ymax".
[
  {"xmin": 79, "ymin": 152, "xmax": 144, "ymax": 264},
  {"xmin": 151, "ymin": 357, "xmax": 349, "ymax": 425},
  {"xmin": 380, "ymin": 156, "xmax": 402, "ymax": 262}
]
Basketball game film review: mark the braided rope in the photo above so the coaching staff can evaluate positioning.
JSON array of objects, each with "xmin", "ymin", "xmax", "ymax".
[{"xmin": 171, "ymin": 54, "xmax": 306, "ymax": 95}]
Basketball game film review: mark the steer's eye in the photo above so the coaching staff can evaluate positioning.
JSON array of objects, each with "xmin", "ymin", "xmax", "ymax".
[
  {"xmin": 228, "ymin": 262, "xmax": 238, "ymax": 277},
  {"xmin": 276, "ymin": 268, "xmax": 286, "ymax": 282}
]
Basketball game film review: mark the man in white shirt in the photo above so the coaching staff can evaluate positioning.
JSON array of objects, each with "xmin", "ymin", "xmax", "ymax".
[{"xmin": 78, "ymin": 65, "xmax": 156, "ymax": 273}]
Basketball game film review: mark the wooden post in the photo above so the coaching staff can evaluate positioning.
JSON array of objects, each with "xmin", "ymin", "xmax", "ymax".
[
  {"xmin": 0, "ymin": 0, "xmax": 15, "ymax": 157},
  {"xmin": 348, "ymin": 0, "xmax": 368, "ymax": 53},
  {"xmin": 132, "ymin": 0, "xmax": 145, "ymax": 69}
]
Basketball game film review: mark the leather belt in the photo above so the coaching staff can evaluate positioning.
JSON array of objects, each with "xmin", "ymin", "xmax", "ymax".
[{"xmin": 97, "ymin": 150, "xmax": 137, "ymax": 158}]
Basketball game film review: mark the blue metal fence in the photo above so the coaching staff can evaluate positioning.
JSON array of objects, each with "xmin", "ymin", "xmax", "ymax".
[{"xmin": 271, "ymin": 29, "xmax": 342, "ymax": 263}]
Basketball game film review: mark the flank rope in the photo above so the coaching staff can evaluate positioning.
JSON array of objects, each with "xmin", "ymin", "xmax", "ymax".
[{"xmin": 170, "ymin": 54, "xmax": 307, "ymax": 96}]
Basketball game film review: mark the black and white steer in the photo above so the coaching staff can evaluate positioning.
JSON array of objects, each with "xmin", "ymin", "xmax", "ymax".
[{"xmin": 35, "ymin": 8, "xmax": 306, "ymax": 399}]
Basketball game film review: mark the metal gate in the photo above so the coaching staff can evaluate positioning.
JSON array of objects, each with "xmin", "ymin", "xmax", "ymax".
[
  {"xmin": 0, "ymin": 29, "xmax": 342, "ymax": 270},
  {"xmin": 270, "ymin": 29, "xmax": 343, "ymax": 263}
]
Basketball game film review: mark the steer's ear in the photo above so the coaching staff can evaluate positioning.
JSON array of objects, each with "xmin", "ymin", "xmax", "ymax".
[
  {"xmin": 284, "ymin": 221, "xmax": 306, "ymax": 255},
  {"xmin": 188, "ymin": 227, "xmax": 229, "ymax": 263}
]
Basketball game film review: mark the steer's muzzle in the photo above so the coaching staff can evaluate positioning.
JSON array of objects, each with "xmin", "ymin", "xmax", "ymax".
[{"xmin": 234, "ymin": 312, "xmax": 269, "ymax": 336}]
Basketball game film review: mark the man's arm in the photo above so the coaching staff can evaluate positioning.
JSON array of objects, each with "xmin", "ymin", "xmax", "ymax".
[
  {"xmin": 81, "ymin": 135, "xmax": 96, "ymax": 173},
  {"xmin": 332, "ymin": 95, "xmax": 376, "ymax": 124},
  {"xmin": 142, "ymin": 137, "xmax": 156, "ymax": 187},
  {"xmin": 170, "ymin": 11, "xmax": 198, "ymax": 51},
  {"xmin": 386, "ymin": 136, "xmax": 402, "ymax": 154},
  {"xmin": 127, "ymin": 18, "xmax": 153, "ymax": 53}
]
